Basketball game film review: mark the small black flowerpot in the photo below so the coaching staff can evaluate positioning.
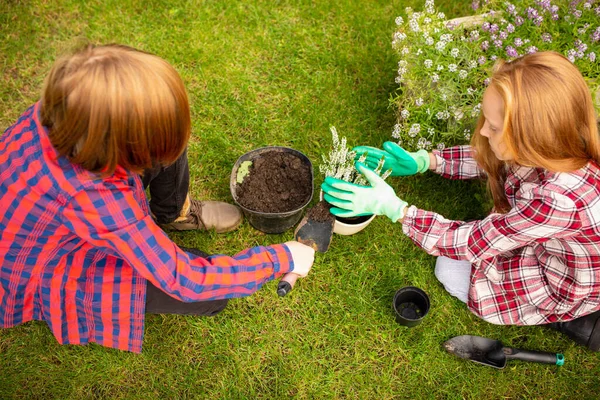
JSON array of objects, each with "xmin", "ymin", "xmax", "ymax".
[{"xmin": 393, "ymin": 286, "xmax": 430, "ymax": 328}]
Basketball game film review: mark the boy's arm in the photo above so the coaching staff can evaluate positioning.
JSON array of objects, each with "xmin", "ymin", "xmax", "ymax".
[{"xmin": 61, "ymin": 183, "xmax": 294, "ymax": 302}]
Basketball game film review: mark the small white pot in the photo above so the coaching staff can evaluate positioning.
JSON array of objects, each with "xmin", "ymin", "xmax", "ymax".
[
  {"xmin": 332, "ymin": 213, "xmax": 376, "ymax": 235},
  {"xmin": 319, "ymin": 190, "xmax": 375, "ymax": 235}
]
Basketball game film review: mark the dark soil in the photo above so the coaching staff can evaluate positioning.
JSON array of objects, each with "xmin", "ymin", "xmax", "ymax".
[
  {"xmin": 306, "ymin": 200, "xmax": 335, "ymax": 223},
  {"xmin": 397, "ymin": 302, "xmax": 423, "ymax": 320},
  {"xmin": 236, "ymin": 151, "xmax": 312, "ymax": 213}
]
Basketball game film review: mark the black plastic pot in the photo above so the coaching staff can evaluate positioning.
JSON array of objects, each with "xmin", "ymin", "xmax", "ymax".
[
  {"xmin": 230, "ymin": 146, "xmax": 313, "ymax": 234},
  {"xmin": 393, "ymin": 286, "xmax": 430, "ymax": 327},
  {"xmin": 335, "ymin": 215, "xmax": 374, "ymax": 225}
]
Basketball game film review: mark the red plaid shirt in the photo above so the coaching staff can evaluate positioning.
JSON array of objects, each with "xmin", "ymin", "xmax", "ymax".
[
  {"xmin": 402, "ymin": 145, "xmax": 600, "ymax": 325},
  {"xmin": 0, "ymin": 103, "xmax": 293, "ymax": 352}
]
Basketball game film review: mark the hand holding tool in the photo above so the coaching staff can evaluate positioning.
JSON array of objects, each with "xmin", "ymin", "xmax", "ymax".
[{"xmin": 278, "ymin": 202, "xmax": 334, "ymax": 297}]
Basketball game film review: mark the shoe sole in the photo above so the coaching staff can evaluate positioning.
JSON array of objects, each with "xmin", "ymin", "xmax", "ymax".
[{"xmin": 159, "ymin": 217, "xmax": 243, "ymax": 233}]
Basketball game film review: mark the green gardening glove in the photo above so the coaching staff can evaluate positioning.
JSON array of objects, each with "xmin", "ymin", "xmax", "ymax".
[
  {"xmin": 321, "ymin": 162, "xmax": 408, "ymax": 222},
  {"xmin": 352, "ymin": 141, "xmax": 430, "ymax": 177}
]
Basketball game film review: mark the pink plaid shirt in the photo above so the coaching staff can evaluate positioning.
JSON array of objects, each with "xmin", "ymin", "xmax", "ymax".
[{"xmin": 402, "ymin": 145, "xmax": 600, "ymax": 325}]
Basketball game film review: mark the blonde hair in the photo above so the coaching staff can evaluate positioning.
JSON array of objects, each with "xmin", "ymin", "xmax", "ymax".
[
  {"xmin": 472, "ymin": 51, "xmax": 600, "ymax": 213},
  {"xmin": 41, "ymin": 44, "xmax": 191, "ymax": 175}
]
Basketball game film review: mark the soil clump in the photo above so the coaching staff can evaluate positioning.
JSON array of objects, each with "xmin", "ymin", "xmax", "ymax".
[{"xmin": 306, "ymin": 200, "xmax": 335, "ymax": 223}]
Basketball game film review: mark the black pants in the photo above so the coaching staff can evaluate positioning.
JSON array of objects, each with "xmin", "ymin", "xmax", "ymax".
[
  {"xmin": 145, "ymin": 283, "xmax": 228, "ymax": 316},
  {"xmin": 141, "ymin": 149, "xmax": 190, "ymax": 225},
  {"xmin": 142, "ymin": 153, "xmax": 229, "ymax": 316}
]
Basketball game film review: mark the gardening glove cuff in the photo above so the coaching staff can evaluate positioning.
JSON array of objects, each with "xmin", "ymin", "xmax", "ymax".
[
  {"xmin": 409, "ymin": 149, "xmax": 430, "ymax": 174},
  {"xmin": 381, "ymin": 194, "xmax": 408, "ymax": 223}
]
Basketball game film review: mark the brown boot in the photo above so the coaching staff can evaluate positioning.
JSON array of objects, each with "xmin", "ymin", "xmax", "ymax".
[{"xmin": 159, "ymin": 196, "xmax": 243, "ymax": 233}]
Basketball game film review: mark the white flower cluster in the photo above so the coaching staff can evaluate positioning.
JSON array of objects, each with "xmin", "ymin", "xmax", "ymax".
[
  {"xmin": 319, "ymin": 126, "xmax": 391, "ymax": 185},
  {"xmin": 392, "ymin": 123, "xmax": 402, "ymax": 139},
  {"xmin": 319, "ymin": 126, "xmax": 357, "ymax": 182},
  {"xmin": 408, "ymin": 123, "xmax": 421, "ymax": 137},
  {"xmin": 425, "ymin": 0, "xmax": 435, "ymax": 14},
  {"xmin": 417, "ymin": 137, "xmax": 432, "ymax": 149},
  {"xmin": 436, "ymin": 110, "xmax": 450, "ymax": 120},
  {"xmin": 435, "ymin": 40, "xmax": 448, "ymax": 51},
  {"xmin": 396, "ymin": 59, "xmax": 409, "ymax": 83},
  {"xmin": 390, "ymin": 121, "xmax": 444, "ymax": 151},
  {"xmin": 453, "ymin": 108, "xmax": 465, "ymax": 120}
]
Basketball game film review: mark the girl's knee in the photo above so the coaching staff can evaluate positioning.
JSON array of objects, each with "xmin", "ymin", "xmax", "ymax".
[{"xmin": 434, "ymin": 256, "xmax": 451, "ymax": 284}]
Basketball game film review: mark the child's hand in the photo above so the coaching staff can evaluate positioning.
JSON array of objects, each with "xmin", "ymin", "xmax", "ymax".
[
  {"xmin": 321, "ymin": 162, "xmax": 408, "ymax": 222},
  {"xmin": 353, "ymin": 141, "xmax": 429, "ymax": 176},
  {"xmin": 284, "ymin": 241, "xmax": 315, "ymax": 277}
]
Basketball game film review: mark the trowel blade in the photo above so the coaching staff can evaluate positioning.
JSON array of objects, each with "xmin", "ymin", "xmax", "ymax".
[
  {"xmin": 294, "ymin": 214, "xmax": 334, "ymax": 253},
  {"xmin": 443, "ymin": 335, "xmax": 506, "ymax": 369}
]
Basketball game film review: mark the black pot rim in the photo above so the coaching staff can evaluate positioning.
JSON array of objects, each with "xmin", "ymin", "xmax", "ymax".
[
  {"xmin": 393, "ymin": 286, "xmax": 430, "ymax": 321},
  {"xmin": 334, "ymin": 214, "xmax": 374, "ymax": 225},
  {"xmin": 230, "ymin": 146, "xmax": 314, "ymax": 217}
]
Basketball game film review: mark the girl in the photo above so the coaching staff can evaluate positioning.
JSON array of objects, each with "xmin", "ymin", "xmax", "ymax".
[
  {"xmin": 322, "ymin": 51, "xmax": 600, "ymax": 351},
  {"xmin": 0, "ymin": 44, "xmax": 315, "ymax": 353}
]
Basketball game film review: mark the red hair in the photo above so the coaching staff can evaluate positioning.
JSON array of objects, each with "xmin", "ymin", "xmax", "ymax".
[
  {"xmin": 41, "ymin": 44, "xmax": 191, "ymax": 175},
  {"xmin": 472, "ymin": 51, "xmax": 600, "ymax": 212}
]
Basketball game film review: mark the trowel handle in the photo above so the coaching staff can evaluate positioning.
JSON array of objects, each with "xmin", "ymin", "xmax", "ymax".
[
  {"xmin": 277, "ymin": 273, "xmax": 299, "ymax": 297},
  {"xmin": 504, "ymin": 348, "xmax": 565, "ymax": 366}
]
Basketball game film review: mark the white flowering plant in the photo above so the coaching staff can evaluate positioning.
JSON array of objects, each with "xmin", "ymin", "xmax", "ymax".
[
  {"xmin": 319, "ymin": 126, "xmax": 391, "ymax": 186},
  {"xmin": 391, "ymin": 0, "xmax": 600, "ymax": 151}
]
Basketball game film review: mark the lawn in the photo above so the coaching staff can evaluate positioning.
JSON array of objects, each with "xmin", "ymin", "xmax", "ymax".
[{"xmin": 1, "ymin": 0, "xmax": 599, "ymax": 399}]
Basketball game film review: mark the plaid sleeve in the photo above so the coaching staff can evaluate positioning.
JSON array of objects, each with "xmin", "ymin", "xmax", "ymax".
[
  {"xmin": 60, "ymin": 181, "xmax": 293, "ymax": 302},
  {"xmin": 432, "ymin": 145, "xmax": 486, "ymax": 180},
  {"xmin": 402, "ymin": 184, "xmax": 582, "ymax": 264}
]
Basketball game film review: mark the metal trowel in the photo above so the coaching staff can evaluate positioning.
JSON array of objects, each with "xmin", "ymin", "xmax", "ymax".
[
  {"xmin": 277, "ymin": 201, "xmax": 335, "ymax": 297},
  {"xmin": 293, "ymin": 214, "xmax": 335, "ymax": 253},
  {"xmin": 443, "ymin": 335, "xmax": 564, "ymax": 369}
]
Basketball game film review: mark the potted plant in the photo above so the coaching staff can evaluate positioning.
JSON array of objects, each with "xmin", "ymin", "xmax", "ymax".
[
  {"xmin": 230, "ymin": 146, "xmax": 313, "ymax": 234},
  {"xmin": 319, "ymin": 126, "xmax": 391, "ymax": 235}
]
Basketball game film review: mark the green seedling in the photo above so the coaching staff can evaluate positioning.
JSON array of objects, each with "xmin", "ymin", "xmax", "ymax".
[{"xmin": 236, "ymin": 160, "xmax": 253, "ymax": 184}]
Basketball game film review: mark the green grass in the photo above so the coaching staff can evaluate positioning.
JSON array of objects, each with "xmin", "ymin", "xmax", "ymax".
[{"xmin": 1, "ymin": 0, "xmax": 599, "ymax": 398}]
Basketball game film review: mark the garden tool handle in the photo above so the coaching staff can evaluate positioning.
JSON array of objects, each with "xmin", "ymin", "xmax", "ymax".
[
  {"xmin": 503, "ymin": 348, "xmax": 565, "ymax": 366},
  {"xmin": 277, "ymin": 273, "xmax": 299, "ymax": 297}
]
